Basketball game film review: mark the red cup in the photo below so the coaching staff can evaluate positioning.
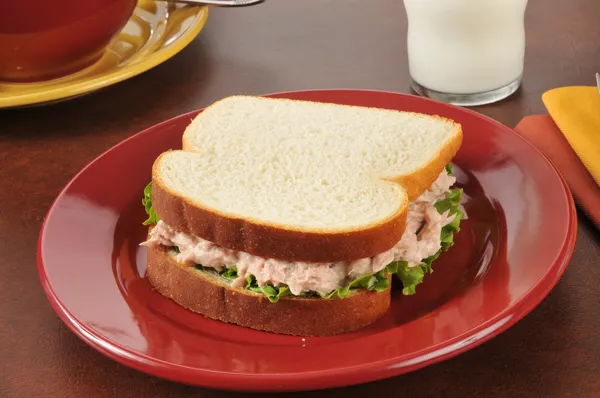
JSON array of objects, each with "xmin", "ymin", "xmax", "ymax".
[{"xmin": 0, "ymin": 0, "xmax": 138, "ymax": 82}]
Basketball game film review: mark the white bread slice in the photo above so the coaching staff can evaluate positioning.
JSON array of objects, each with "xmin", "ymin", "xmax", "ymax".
[
  {"xmin": 151, "ymin": 95, "xmax": 462, "ymax": 262},
  {"xmin": 146, "ymin": 243, "xmax": 391, "ymax": 336}
]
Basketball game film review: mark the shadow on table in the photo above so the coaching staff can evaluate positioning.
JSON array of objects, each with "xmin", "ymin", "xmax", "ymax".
[{"xmin": 0, "ymin": 37, "xmax": 212, "ymax": 142}]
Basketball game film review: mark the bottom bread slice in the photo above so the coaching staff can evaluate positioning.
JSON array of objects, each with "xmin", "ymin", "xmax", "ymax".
[{"xmin": 146, "ymin": 244, "xmax": 391, "ymax": 336}]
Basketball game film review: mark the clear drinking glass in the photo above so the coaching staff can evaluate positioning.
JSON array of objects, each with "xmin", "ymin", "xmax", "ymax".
[{"xmin": 403, "ymin": 0, "xmax": 529, "ymax": 106}]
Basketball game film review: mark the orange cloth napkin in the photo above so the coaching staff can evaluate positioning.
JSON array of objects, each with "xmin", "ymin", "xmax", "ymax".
[{"xmin": 515, "ymin": 114, "xmax": 600, "ymax": 229}]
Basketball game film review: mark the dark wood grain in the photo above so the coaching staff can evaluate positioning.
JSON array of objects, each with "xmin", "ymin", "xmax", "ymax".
[{"xmin": 1, "ymin": 0, "xmax": 599, "ymax": 397}]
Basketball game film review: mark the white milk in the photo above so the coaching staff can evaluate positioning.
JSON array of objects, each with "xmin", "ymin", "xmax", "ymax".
[{"xmin": 404, "ymin": 0, "xmax": 528, "ymax": 94}]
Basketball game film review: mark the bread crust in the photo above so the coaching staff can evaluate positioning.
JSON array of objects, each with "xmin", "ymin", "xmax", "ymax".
[
  {"xmin": 151, "ymin": 96, "xmax": 463, "ymax": 262},
  {"xmin": 146, "ymin": 244, "xmax": 391, "ymax": 336},
  {"xmin": 152, "ymin": 175, "xmax": 407, "ymax": 263},
  {"xmin": 392, "ymin": 126, "xmax": 463, "ymax": 201}
]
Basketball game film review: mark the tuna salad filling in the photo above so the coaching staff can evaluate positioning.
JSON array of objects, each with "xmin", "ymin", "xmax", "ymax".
[{"xmin": 141, "ymin": 164, "xmax": 464, "ymax": 302}]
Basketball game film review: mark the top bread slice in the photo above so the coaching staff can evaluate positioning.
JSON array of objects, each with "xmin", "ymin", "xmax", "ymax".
[{"xmin": 151, "ymin": 95, "xmax": 462, "ymax": 263}]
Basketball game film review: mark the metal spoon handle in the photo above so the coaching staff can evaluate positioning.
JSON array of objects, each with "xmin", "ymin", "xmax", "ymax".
[{"xmin": 170, "ymin": 0, "xmax": 264, "ymax": 6}]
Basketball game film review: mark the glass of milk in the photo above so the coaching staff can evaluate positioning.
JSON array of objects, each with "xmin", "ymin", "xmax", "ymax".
[{"xmin": 403, "ymin": 0, "xmax": 529, "ymax": 106}]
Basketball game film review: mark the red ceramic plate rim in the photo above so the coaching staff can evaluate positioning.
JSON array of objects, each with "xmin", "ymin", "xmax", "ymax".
[{"xmin": 37, "ymin": 89, "xmax": 578, "ymax": 391}]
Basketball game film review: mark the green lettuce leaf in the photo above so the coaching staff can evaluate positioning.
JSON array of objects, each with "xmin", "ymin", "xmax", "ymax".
[
  {"xmin": 324, "ymin": 269, "xmax": 389, "ymax": 299},
  {"xmin": 244, "ymin": 274, "xmax": 293, "ymax": 302},
  {"xmin": 142, "ymin": 182, "xmax": 159, "ymax": 226},
  {"xmin": 219, "ymin": 266, "xmax": 238, "ymax": 283},
  {"xmin": 384, "ymin": 187, "xmax": 464, "ymax": 295},
  {"xmin": 435, "ymin": 188, "xmax": 464, "ymax": 251},
  {"xmin": 386, "ymin": 260, "xmax": 425, "ymax": 295}
]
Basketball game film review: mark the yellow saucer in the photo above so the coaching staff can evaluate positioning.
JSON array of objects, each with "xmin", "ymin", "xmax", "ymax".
[{"xmin": 0, "ymin": 1, "xmax": 208, "ymax": 109}]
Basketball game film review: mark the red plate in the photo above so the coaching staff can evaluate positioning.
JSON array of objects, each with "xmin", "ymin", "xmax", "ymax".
[{"xmin": 37, "ymin": 90, "xmax": 577, "ymax": 392}]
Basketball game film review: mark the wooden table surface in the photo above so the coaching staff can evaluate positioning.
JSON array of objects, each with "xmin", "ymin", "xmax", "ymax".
[{"xmin": 2, "ymin": 0, "xmax": 599, "ymax": 397}]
